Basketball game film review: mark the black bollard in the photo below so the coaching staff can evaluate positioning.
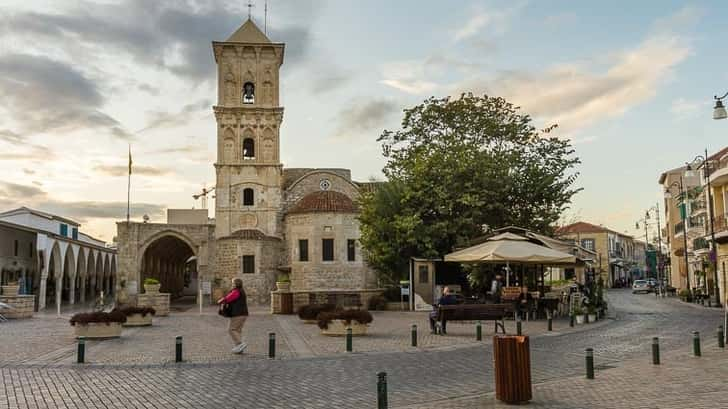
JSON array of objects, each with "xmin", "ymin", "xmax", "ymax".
[
  {"xmin": 476, "ymin": 321, "xmax": 482, "ymax": 341},
  {"xmin": 411, "ymin": 324, "xmax": 417, "ymax": 347},
  {"xmin": 269, "ymin": 332, "xmax": 276, "ymax": 358},
  {"xmin": 377, "ymin": 372, "xmax": 388, "ymax": 409},
  {"xmin": 693, "ymin": 331, "xmax": 701, "ymax": 357},
  {"xmin": 77, "ymin": 336, "xmax": 85, "ymax": 364},
  {"xmin": 652, "ymin": 337, "xmax": 660, "ymax": 365},
  {"xmin": 175, "ymin": 335, "xmax": 183, "ymax": 363},
  {"xmin": 585, "ymin": 348, "xmax": 594, "ymax": 379},
  {"xmin": 547, "ymin": 311, "xmax": 553, "ymax": 332},
  {"xmin": 516, "ymin": 319, "xmax": 522, "ymax": 336},
  {"xmin": 718, "ymin": 326, "xmax": 725, "ymax": 349},
  {"xmin": 346, "ymin": 327, "xmax": 353, "ymax": 352},
  {"xmin": 570, "ymin": 314, "xmax": 574, "ymax": 328}
]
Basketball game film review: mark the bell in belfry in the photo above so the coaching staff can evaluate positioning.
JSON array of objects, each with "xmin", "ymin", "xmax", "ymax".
[{"xmin": 243, "ymin": 82, "xmax": 255, "ymax": 103}]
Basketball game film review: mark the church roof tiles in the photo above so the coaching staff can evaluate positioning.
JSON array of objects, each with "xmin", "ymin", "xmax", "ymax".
[{"xmin": 287, "ymin": 191, "xmax": 358, "ymax": 215}]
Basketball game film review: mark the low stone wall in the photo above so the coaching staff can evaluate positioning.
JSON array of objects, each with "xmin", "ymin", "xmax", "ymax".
[
  {"xmin": 136, "ymin": 293, "xmax": 170, "ymax": 316},
  {"xmin": 271, "ymin": 289, "xmax": 383, "ymax": 313},
  {"xmin": 0, "ymin": 295, "xmax": 35, "ymax": 319}
]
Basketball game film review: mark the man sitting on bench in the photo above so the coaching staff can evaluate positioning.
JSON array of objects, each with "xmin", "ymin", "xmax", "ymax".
[{"xmin": 429, "ymin": 287, "xmax": 458, "ymax": 334}]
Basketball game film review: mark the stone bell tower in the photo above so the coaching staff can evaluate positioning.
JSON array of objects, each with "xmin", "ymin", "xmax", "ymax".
[{"xmin": 212, "ymin": 18, "xmax": 284, "ymax": 239}]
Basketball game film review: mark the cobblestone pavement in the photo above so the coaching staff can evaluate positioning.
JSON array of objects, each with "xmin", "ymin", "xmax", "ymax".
[{"xmin": 1, "ymin": 290, "xmax": 726, "ymax": 408}]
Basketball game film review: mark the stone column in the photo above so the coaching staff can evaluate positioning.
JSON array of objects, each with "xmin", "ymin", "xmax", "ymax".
[
  {"xmin": 80, "ymin": 275, "xmax": 86, "ymax": 303},
  {"xmin": 69, "ymin": 275, "xmax": 76, "ymax": 305},
  {"xmin": 38, "ymin": 275, "xmax": 47, "ymax": 310}
]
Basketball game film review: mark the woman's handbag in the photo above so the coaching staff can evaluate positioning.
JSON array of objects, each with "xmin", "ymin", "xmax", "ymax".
[{"xmin": 218, "ymin": 303, "xmax": 232, "ymax": 317}]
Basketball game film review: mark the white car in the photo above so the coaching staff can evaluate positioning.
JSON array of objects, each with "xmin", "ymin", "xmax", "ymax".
[{"xmin": 632, "ymin": 280, "xmax": 652, "ymax": 294}]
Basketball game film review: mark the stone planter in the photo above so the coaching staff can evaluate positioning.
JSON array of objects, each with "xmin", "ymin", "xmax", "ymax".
[
  {"xmin": 276, "ymin": 281, "xmax": 291, "ymax": 292},
  {"xmin": 320, "ymin": 320, "xmax": 368, "ymax": 336},
  {"xmin": 575, "ymin": 315, "xmax": 585, "ymax": 325},
  {"xmin": 73, "ymin": 322, "xmax": 123, "ymax": 339},
  {"xmin": 144, "ymin": 283, "xmax": 161, "ymax": 294},
  {"xmin": 1, "ymin": 285, "xmax": 19, "ymax": 296},
  {"xmin": 303, "ymin": 319, "xmax": 317, "ymax": 324},
  {"xmin": 588, "ymin": 314, "xmax": 597, "ymax": 323},
  {"xmin": 123, "ymin": 313, "xmax": 153, "ymax": 327}
]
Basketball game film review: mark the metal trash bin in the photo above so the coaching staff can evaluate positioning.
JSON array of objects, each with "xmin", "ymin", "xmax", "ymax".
[{"xmin": 493, "ymin": 335, "xmax": 532, "ymax": 404}]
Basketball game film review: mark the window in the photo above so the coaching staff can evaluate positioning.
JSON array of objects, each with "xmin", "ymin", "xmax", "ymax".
[
  {"xmin": 72, "ymin": 228, "xmax": 78, "ymax": 240},
  {"xmin": 418, "ymin": 265, "xmax": 429, "ymax": 283},
  {"xmin": 60, "ymin": 223, "xmax": 68, "ymax": 236},
  {"xmin": 242, "ymin": 82, "xmax": 255, "ymax": 104},
  {"xmin": 13, "ymin": 240, "xmax": 18, "ymax": 257},
  {"xmin": 242, "ymin": 255, "xmax": 255, "ymax": 274},
  {"xmin": 299, "ymin": 239, "xmax": 309, "ymax": 262},
  {"xmin": 322, "ymin": 239, "xmax": 334, "ymax": 261},
  {"xmin": 581, "ymin": 239, "xmax": 595, "ymax": 251},
  {"xmin": 243, "ymin": 188, "xmax": 254, "ymax": 206},
  {"xmin": 243, "ymin": 138, "xmax": 255, "ymax": 159},
  {"xmin": 347, "ymin": 239, "xmax": 356, "ymax": 262}
]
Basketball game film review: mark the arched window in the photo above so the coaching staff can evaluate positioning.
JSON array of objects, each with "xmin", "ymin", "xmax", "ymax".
[
  {"xmin": 243, "ymin": 188, "xmax": 254, "ymax": 206},
  {"xmin": 242, "ymin": 82, "xmax": 255, "ymax": 104},
  {"xmin": 243, "ymin": 138, "xmax": 255, "ymax": 159}
]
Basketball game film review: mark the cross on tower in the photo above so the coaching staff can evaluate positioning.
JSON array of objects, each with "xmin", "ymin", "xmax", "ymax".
[{"xmin": 246, "ymin": 1, "xmax": 254, "ymax": 19}]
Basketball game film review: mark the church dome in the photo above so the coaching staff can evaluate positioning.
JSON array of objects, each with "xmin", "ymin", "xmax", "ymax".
[{"xmin": 287, "ymin": 191, "xmax": 357, "ymax": 215}]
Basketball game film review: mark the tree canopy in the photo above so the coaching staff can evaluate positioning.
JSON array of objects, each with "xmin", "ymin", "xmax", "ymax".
[{"xmin": 358, "ymin": 94, "xmax": 582, "ymax": 284}]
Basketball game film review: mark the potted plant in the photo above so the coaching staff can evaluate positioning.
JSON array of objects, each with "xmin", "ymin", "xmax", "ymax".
[
  {"xmin": 116, "ymin": 306, "xmax": 156, "ymax": 327},
  {"xmin": 678, "ymin": 289, "xmax": 692, "ymax": 303},
  {"xmin": 297, "ymin": 304, "xmax": 336, "ymax": 323},
  {"xmin": 317, "ymin": 309, "xmax": 373, "ymax": 336},
  {"xmin": 573, "ymin": 306, "xmax": 585, "ymax": 325},
  {"xmin": 587, "ymin": 305, "xmax": 597, "ymax": 323},
  {"xmin": 276, "ymin": 273, "xmax": 291, "ymax": 292},
  {"xmin": 1, "ymin": 280, "xmax": 20, "ymax": 296},
  {"xmin": 69, "ymin": 310, "xmax": 127, "ymax": 338},
  {"xmin": 143, "ymin": 278, "xmax": 161, "ymax": 294}
]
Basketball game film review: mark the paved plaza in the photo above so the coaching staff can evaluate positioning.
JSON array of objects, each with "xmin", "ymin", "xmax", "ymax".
[{"xmin": 1, "ymin": 290, "xmax": 727, "ymax": 408}]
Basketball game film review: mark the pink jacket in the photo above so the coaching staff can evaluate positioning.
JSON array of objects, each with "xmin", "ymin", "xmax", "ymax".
[{"xmin": 222, "ymin": 288, "xmax": 241, "ymax": 303}]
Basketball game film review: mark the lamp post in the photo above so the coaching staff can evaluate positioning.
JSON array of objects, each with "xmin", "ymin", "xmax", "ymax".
[
  {"xmin": 637, "ymin": 205, "xmax": 665, "ymax": 295},
  {"xmin": 685, "ymin": 150, "xmax": 721, "ymax": 307},
  {"xmin": 714, "ymin": 92, "xmax": 728, "ymax": 121},
  {"xmin": 665, "ymin": 177, "xmax": 691, "ymax": 292}
]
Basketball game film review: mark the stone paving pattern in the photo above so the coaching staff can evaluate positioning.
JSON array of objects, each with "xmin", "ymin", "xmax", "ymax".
[{"xmin": 1, "ymin": 290, "xmax": 727, "ymax": 408}]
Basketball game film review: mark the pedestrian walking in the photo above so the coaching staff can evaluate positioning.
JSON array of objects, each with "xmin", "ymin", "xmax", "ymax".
[{"xmin": 217, "ymin": 278, "xmax": 249, "ymax": 354}]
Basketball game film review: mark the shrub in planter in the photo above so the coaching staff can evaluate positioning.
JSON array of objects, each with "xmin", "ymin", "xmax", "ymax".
[
  {"xmin": 317, "ymin": 309, "xmax": 373, "ymax": 330},
  {"xmin": 115, "ymin": 306, "xmax": 156, "ymax": 327},
  {"xmin": 367, "ymin": 295, "xmax": 387, "ymax": 311},
  {"xmin": 678, "ymin": 289, "xmax": 692, "ymax": 302},
  {"xmin": 297, "ymin": 304, "xmax": 336, "ymax": 321},
  {"xmin": 115, "ymin": 306, "xmax": 156, "ymax": 317},
  {"xmin": 70, "ymin": 311, "xmax": 127, "ymax": 326},
  {"xmin": 143, "ymin": 278, "xmax": 161, "ymax": 293},
  {"xmin": 276, "ymin": 273, "xmax": 291, "ymax": 291}
]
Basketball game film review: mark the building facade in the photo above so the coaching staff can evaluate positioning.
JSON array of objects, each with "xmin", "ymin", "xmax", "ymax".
[
  {"xmin": 116, "ymin": 18, "xmax": 378, "ymax": 306},
  {"xmin": 0, "ymin": 207, "xmax": 116, "ymax": 311}
]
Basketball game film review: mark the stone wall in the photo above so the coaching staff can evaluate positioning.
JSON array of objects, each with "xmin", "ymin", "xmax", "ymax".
[
  {"xmin": 0, "ymin": 295, "xmax": 35, "ymax": 319},
  {"xmin": 136, "ymin": 293, "xmax": 170, "ymax": 316},
  {"xmin": 215, "ymin": 236, "xmax": 283, "ymax": 305}
]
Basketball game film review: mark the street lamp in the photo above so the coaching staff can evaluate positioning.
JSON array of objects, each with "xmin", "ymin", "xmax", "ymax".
[
  {"xmin": 665, "ymin": 177, "xmax": 692, "ymax": 293},
  {"xmin": 638, "ymin": 204, "xmax": 665, "ymax": 296},
  {"xmin": 685, "ymin": 150, "xmax": 721, "ymax": 307},
  {"xmin": 714, "ymin": 92, "xmax": 728, "ymax": 120}
]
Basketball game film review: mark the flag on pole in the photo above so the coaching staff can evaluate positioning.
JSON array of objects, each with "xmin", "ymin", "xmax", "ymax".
[{"xmin": 128, "ymin": 145, "xmax": 133, "ymax": 175}]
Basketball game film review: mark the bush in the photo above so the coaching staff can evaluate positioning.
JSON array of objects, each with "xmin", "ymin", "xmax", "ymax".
[
  {"xmin": 678, "ymin": 289, "xmax": 692, "ymax": 302},
  {"xmin": 69, "ymin": 311, "xmax": 127, "ymax": 326},
  {"xmin": 368, "ymin": 295, "xmax": 387, "ymax": 311},
  {"xmin": 317, "ymin": 309, "xmax": 373, "ymax": 330},
  {"xmin": 277, "ymin": 273, "xmax": 290, "ymax": 283},
  {"xmin": 114, "ymin": 306, "xmax": 156, "ymax": 317},
  {"xmin": 143, "ymin": 278, "xmax": 160, "ymax": 285},
  {"xmin": 297, "ymin": 304, "xmax": 336, "ymax": 320}
]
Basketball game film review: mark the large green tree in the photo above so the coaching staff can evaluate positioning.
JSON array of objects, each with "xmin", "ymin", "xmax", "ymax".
[{"xmin": 359, "ymin": 94, "xmax": 581, "ymax": 284}]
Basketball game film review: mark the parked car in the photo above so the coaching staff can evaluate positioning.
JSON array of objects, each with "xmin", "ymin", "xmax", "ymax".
[
  {"xmin": 632, "ymin": 280, "xmax": 652, "ymax": 294},
  {"xmin": 646, "ymin": 278, "xmax": 657, "ymax": 288}
]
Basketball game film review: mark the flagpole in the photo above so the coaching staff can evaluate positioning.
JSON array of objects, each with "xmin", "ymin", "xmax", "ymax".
[{"xmin": 127, "ymin": 145, "xmax": 131, "ymax": 223}]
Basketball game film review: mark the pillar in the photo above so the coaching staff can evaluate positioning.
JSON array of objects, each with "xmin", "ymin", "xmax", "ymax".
[{"xmin": 69, "ymin": 275, "xmax": 76, "ymax": 305}]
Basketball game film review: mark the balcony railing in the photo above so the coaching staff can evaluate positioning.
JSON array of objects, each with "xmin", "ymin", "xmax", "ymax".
[
  {"xmin": 691, "ymin": 200, "xmax": 707, "ymax": 214},
  {"xmin": 693, "ymin": 237, "xmax": 709, "ymax": 251},
  {"xmin": 675, "ymin": 221, "xmax": 685, "ymax": 235},
  {"xmin": 715, "ymin": 214, "xmax": 728, "ymax": 235}
]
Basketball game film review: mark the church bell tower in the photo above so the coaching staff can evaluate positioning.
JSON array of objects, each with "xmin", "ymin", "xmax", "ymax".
[{"xmin": 212, "ymin": 18, "xmax": 284, "ymax": 238}]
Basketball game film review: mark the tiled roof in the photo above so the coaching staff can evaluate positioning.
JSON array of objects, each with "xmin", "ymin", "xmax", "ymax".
[
  {"xmin": 287, "ymin": 191, "xmax": 357, "ymax": 215},
  {"xmin": 556, "ymin": 221, "xmax": 610, "ymax": 235},
  {"xmin": 219, "ymin": 229, "xmax": 281, "ymax": 241}
]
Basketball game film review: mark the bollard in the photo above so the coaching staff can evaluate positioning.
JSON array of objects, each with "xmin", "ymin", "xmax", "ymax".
[
  {"xmin": 377, "ymin": 372, "xmax": 388, "ymax": 409},
  {"xmin": 585, "ymin": 348, "xmax": 594, "ymax": 379},
  {"xmin": 547, "ymin": 312, "xmax": 553, "ymax": 332},
  {"xmin": 570, "ymin": 314, "xmax": 574, "ymax": 328},
  {"xmin": 411, "ymin": 324, "xmax": 417, "ymax": 347},
  {"xmin": 693, "ymin": 331, "xmax": 701, "ymax": 357},
  {"xmin": 269, "ymin": 332, "xmax": 276, "ymax": 358},
  {"xmin": 652, "ymin": 337, "xmax": 660, "ymax": 365},
  {"xmin": 516, "ymin": 319, "xmax": 522, "ymax": 336},
  {"xmin": 175, "ymin": 335, "xmax": 183, "ymax": 363},
  {"xmin": 718, "ymin": 326, "xmax": 725, "ymax": 349},
  {"xmin": 76, "ymin": 336, "xmax": 85, "ymax": 364},
  {"xmin": 585, "ymin": 313, "xmax": 589, "ymax": 324},
  {"xmin": 476, "ymin": 321, "xmax": 482, "ymax": 341},
  {"xmin": 346, "ymin": 327, "xmax": 353, "ymax": 352}
]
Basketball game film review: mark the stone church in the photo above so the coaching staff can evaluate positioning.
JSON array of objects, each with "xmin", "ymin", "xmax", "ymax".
[{"xmin": 116, "ymin": 18, "xmax": 379, "ymax": 307}]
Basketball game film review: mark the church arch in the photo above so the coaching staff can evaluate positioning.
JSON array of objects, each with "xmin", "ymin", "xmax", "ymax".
[
  {"xmin": 139, "ymin": 232, "xmax": 197, "ymax": 298},
  {"xmin": 242, "ymin": 188, "xmax": 255, "ymax": 206},
  {"xmin": 243, "ymin": 137, "xmax": 255, "ymax": 160}
]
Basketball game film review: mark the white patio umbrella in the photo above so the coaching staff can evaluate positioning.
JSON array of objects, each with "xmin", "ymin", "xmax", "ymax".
[{"xmin": 444, "ymin": 232, "xmax": 577, "ymax": 286}]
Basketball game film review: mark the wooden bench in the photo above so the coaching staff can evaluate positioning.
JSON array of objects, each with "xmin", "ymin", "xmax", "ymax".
[{"xmin": 437, "ymin": 304, "xmax": 514, "ymax": 334}]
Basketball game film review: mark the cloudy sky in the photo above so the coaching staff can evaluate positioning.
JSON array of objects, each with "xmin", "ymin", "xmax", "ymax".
[{"xmin": 0, "ymin": 0, "xmax": 726, "ymax": 242}]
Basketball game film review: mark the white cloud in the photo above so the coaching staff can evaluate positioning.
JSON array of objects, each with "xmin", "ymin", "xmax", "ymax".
[
  {"xmin": 380, "ymin": 79, "xmax": 438, "ymax": 95},
  {"xmin": 452, "ymin": 2, "xmax": 526, "ymax": 42}
]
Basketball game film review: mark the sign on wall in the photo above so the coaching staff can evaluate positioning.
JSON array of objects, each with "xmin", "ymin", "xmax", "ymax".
[
  {"xmin": 127, "ymin": 280, "xmax": 138, "ymax": 295},
  {"xmin": 201, "ymin": 281, "xmax": 211, "ymax": 295}
]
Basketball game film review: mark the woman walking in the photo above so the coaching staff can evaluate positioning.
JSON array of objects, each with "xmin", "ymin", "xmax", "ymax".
[{"xmin": 218, "ymin": 278, "xmax": 248, "ymax": 354}]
